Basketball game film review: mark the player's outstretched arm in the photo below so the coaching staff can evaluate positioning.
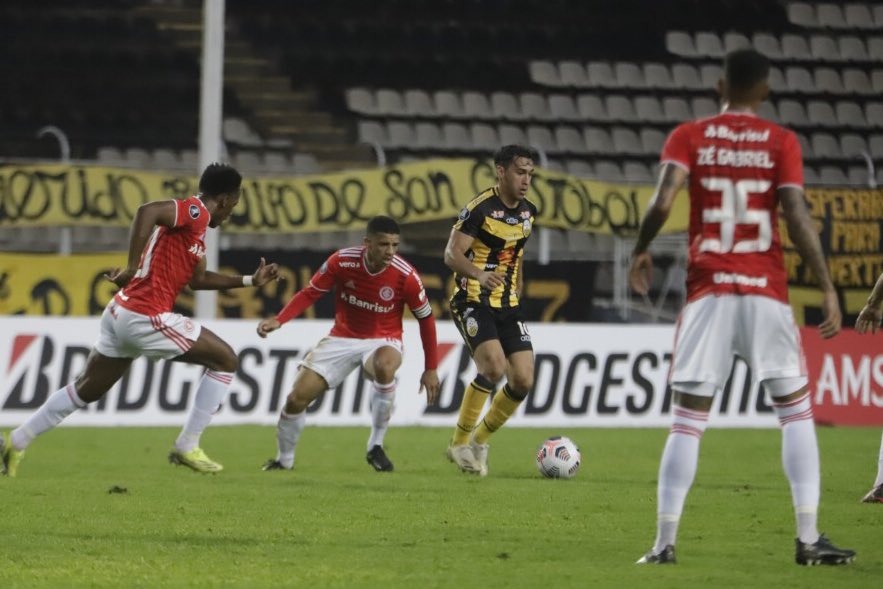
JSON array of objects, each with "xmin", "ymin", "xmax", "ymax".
[
  {"xmin": 780, "ymin": 186, "xmax": 841, "ymax": 339},
  {"xmin": 257, "ymin": 317, "xmax": 281, "ymax": 338},
  {"xmin": 189, "ymin": 257, "xmax": 280, "ymax": 290},
  {"xmin": 856, "ymin": 272, "xmax": 883, "ymax": 334}
]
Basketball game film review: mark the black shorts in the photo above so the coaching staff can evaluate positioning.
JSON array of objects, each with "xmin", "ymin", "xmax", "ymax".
[{"xmin": 450, "ymin": 302, "xmax": 533, "ymax": 357}]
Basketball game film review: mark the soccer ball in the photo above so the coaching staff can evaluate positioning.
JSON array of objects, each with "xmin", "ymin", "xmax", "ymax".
[{"xmin": 536, "ymin": 436, "xmax": 581, "ymax": 479}]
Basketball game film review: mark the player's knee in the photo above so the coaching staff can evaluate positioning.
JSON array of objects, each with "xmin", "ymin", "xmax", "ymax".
[
  {"xmin": 216, "ymin": 350, "xmax": 239, "ymax": 373},
  {"xmin": 372, "ymin": 360, "xmax": 399, "ymax": 383},
  {"xmin": 507, "ymin": 374, "xmax": 534, "ymax": 397}
]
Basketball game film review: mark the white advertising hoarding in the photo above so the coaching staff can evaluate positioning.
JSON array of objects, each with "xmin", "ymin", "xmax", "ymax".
[{"xmin": 0, "ymin": 317, "xmax": 781, "ymax": 428}]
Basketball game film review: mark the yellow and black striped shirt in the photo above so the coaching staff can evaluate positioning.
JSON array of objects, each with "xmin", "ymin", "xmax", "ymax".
[{"xmin": 450, "ymin": 186, "xmax": 537, "ymax": 309}]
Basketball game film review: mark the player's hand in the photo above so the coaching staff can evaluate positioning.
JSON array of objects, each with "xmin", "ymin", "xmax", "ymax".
[
  {"xmin": 855, "ymin": 303, "xmax": 882, "ymax": 334},
  {"xmin": 628, "ymin": 251, "xmax": 653, "ymax": 295},
  {"xmin": 257, "ymin": 318, "xmax": 281, "ymax": 338},
  {"xmin": 419, "ymin": 369, "xmax": 440, "ymax": 405},
  {"xmin": 477, "ymin": 271, "xmax": 505, "ymax": 291},
  {"xmin": 818, "ymin": 288, "xmax": 842, "ymax": 339},
  {"xmin": 252, "ymin": 257, "xmax": 282, "ymax": 287},
  {"xmin": 104, "ymin": 267, "xmax": 137, "ymax": 288}
]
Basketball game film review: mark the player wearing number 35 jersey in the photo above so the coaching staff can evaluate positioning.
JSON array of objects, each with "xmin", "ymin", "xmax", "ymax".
[{"xmin": 629, "ymin": 49, "xmax": 854, "ymax": 566}]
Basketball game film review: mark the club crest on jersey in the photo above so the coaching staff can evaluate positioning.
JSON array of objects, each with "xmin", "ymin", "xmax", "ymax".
[
  {"xmin": 522, "ymin": 219, "xmax": 532, "ymax": 237},
  {"xmin": 189, "ymin": 204, "xmax": 200, "ymax": 219},
  {"xmin": 458, "ymin": 207, "xmax": 470, "ymax": 221},
  {"xmin": 466, "ymin": 317, "xmax": 479, "ymax": 337},
  {"xmin": 379, "ymin": 286, "xmax": 394, "ymax": 301}
]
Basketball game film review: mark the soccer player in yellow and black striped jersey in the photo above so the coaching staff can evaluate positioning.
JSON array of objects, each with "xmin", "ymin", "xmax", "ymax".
[{"xmin": 444, "ymin": 145, "xmax": 538, "ymax": 476}]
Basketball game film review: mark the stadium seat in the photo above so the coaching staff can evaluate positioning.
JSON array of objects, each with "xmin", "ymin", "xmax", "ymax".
[
  {"xmin": 554, "ymin": 126, "xmax": 587, "ymax": 154},
  {"xmin": 876, "ymin": 5, "xmax": 883, "ymax": 27},
  {"xmin": 376, "ymin": 89, "xmax": 405, "ymax": 115},
  {"xmin": 782, "ymin": 34, "xmax": 812, "ymax": 60},
  {"xmin": 262, "ymin": 152, "xmax": 290, "ymax": 173},
  {"xmin": 614, "ymin": 62, "xmax": 645, "ymax": 88},
  {"xmin": 814, "ymin": 68, "xmax": 844, "ymax": 94},
  {"xmin": 233, "ymin": 151, "xmax": 261, "ymax": 173},
  {"xmin": 623, "ymin": 161, "xmax": 655, "ymax": 183},
  {"xmin": 583, "ymin": 127, "xmax": 614, "ymax": 154},
  {"xmin": 463, "ymin": 91, "xmax": 493, "ymax": 119},
  {"xmin": 386, "ymin": 121, "xmax": 415, "ymax": 148},
  {"xmin": 565, "ymin": 159, "xmax": 594, "ymax": 177},
  {"xmin": 838, "ymin": 36, "xmax": 869, "ymax": 61},
  {"xmin": 699, "ymin": 64, "xmax": 723, "ymax": 89},
  {"xmin": 643, "ymin": 63, "xmax": 674, "ymax": 89},
  {"xmin": 819, "ymin": 165, "xmax": 849, "ymax": 184},
  {"xmin": 816, "ymin": 3, "xmax": 847, "ymax": 28},
  {"xmin": 180, "ymin": 150, "xmax": 198, "ymax": 170},
  {"xmin": 576, "ymin": 94, "xmax": 606, "ymax": 121},
  {"xmin": 809, "ymin": 35, "xmax": 841, "ymax": 61},
  {"xmin": 690, "ymin": 97, "xmax": 718, "ymax": 119},
  {"xmin": 404, "ymin": 89, "xmax": 435, "ymax": 118},
  {"xmin": 787, "ymin": 2, "xmax": 816, "ymax": 27},
  {"xmin": 223, "ymin": 117, "xmax": 263, "ymax": 147},
  {"xmin": 491, "ymin": 91, "xmax": 522, "ymax": 120},
  {"xmin": 634, "ymin": 96, "xmax": 666, "ymax": 123},
  {"xmin": 665, "ymin": 31, "xmax": 697, "ymax": 57},
  {"xmin": 434, "ymin": 90, "xmax": 465, "ymax": 118},
  {"xmin": 847, "ymin": 165, "xmax": 872, "ymax": 186},
  {"xmin": 498, "ymin": 124, "xmax": 527, "ymax": 146},
  {"xmin": 605, "ymin": 95, "xmax": 636, "ymax": 121},
  {"xmin": 594, "ymin": 160, "xmax": 625, "ymax": 182},
  {"xmin": 558, "ymin": 60, "xmax": 590, "ymax": 87},
  {"xmin": 97, "ymin": 145, "xmax": 125, "ymax": 165},
  {"xmin": 694, "ymin": 32, "xmax": 725, "ymax": 57},
  {"xmin": 520, "ymin": 92, "xmax": 552, "ymax": 121},
  {"xmin": 345, "ymin": 87, "xmax": 375, "ymax": 115},
  {"xmin": 358, "ymin": 120, "xmax": 387, "ymax": 145},
  {"xmin": 723, "ymin": 32, "xmax": 751, "ymax": 53},
  {"xmin": 671, "ymin": 63, "xmax": 703, "ymax": 90},
  {"xmin": 768, "ymin": 67, "xmax": 787, "ymax": 93},
  {"xmin": 810, "ymin": 132, "xmax": 840, "ymax": 158},
  {"xmin": 870, "ymin": 39, "xmax": 883, "ymax": 62},
  {"xmin": 872, "ymin": 70, "xmax": 883, "ymax": 94},
  {"xmin": 785, "ymin": 66, "xmax": 815, "ymax": 93},
  {"xmin": 870, "ymin": 134, "xmax": 883, "ymax": 157},
  {"xmin": 443, "ymin": 122, "xmax": 472, "ymax": 150},
  {"xmin": 807, "ymin": 101, "xmax": 838, "ymax": 127},
  {"xmin": 757, "ymin": 102, "xmax": 778, "ymax": 122},
  {"xmin": 845, "ymin": 4, "xmax": 875, "ymax": 29},
  {"xmin": 835, "ymin": 101, "xmax": 867, "ymax": 128},
  {"xmin": 640, "ymin": 129, "xmax": 666, "ymax": 154},
  {"xmin": 844, "ymin": 69, "xmax": 873, "ymax": 95},
  {"xmin": 548, "ymin": 94, "xmax": 581, "ymax": 121},
  {"xmin": 293, "ymin": 152, "xmax": 321, "ymax": 174},
  {"xmin": 611, "ymin": 127, "xmax": 642, "ymax": 154},
  {"xmin": 152, "ymin": 148, "xmax": 180, "ymax": 170},
  {"xmin": 124, "ymin": 147, "xmax": 150, "ymax": 167},
  {"xmin": 803, "ymin": 165, "xmax": 820, "ymax": 185},
  {"xmin": 470, "ymin": 123, "xmax": 499, "ymax": 150},
  {"xmin": 662, "ymin": 97, "xmax": 691, "ymax": 123},
  {"xmin": 587, "ymin": 61, "xmax": 618, "ymax": 88},
  {"xmin": 840, "ymin": 133, "xmax": 868, "ymax": 157},
  {"xmin": 796, "ymin": 133, "xmax": 814, "ymax": 158},
  {"xmin": 414, "ymin": 122, "xmax": 443, "ymax": 149},
  {"xmin": 752, "ymin": 33, "xmax": 783, "ymax": 59},
  {"xmin": 866, "ymin": 103, "xmax": 883, "ymax": 128},
  {"xmin": 529, "ymin": 60, "xmax": 563, "ymax": 87},
  {"xmin": 527, "ymin": 125, "xmax": 558, "ymax": 154}
]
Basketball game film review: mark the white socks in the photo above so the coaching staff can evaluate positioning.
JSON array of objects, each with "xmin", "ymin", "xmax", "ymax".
[
  {"xmin": 875, "ymin": 431, "xmax": 883, "ymax": 487},
  {"xmin": 276, "ymin": 409, "xmax": 306, "ymax": 468},
  {"xmin": 174, "ymin": 370, "xmax": 233, "ymax": 453},
  {"xmin": 367, "ymin": 380, "xmax": 396, "ymax": 451},
  {"xmin": 774, "ymin": 393, "xmax": 820, "ymax": 544},
  {"xmin": 11, "ymin": 385, "xmax": 87, "ymax": 450},
  {"xmin": 653, "ymin": 405, "xmax": 709, "ymax": 552}
]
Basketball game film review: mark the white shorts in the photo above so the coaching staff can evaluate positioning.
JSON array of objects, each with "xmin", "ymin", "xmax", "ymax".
[
  {"xmin": 301, "ymin": 335, "xmax": 403, "ymax": 389},
  {"xmin": 95, "ymin": 301, "xmax": 201, "ymax": 360},
  {"xmin": 670, "ymin": 294, "xmax": 807, "ymax": 397}
]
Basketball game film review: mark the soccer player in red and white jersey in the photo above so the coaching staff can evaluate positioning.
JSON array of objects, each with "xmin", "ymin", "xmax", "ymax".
[
  {"xmin": 0, "ymin": 164, "xmax": 280, "ymax": 477},
  {"xmin": 257, "ymin": 215, "xmax": 440, "ymax": 473},
  {"xmin": 853, "ymin": 271, "xmax": 883, "ymax": 504},
  {"xmin": 629, "ymin": 50, "xmax": 855, "ymax": 566}
]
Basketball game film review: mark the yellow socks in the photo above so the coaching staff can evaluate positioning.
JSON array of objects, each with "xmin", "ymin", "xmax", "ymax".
[
  {"xmin": 473, "ymin": 385, "xmax": 523, "ymax": 444},
  {"xmin": 451, "ymin": 375, "xmax": 494, "ymax": 445}
]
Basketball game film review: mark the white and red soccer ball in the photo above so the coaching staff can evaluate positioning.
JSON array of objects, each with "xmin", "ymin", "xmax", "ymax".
[{"xmin": 536, "ymin": 436, "xmax": 581, "ymax": 479}]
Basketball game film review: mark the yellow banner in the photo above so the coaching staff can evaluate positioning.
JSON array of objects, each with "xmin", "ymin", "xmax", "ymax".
[{"xmin": 0, "ymin": 160, "xmax": 688, "ymax": 235}]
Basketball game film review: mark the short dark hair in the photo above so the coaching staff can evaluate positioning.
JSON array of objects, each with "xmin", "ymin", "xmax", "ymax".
[
  {"xmin": 493, "ymin": 145, "xmax": 537, "ymax": 168},
  {"xmin": 367, "ymin": 215, "xmax": 400, "ymax": 235},
  {"xmin": 198, "ymin": 163, "xmax": 242, "ymax": 197},
  {"xmin": 724, "ymin": 49, "xmax": 770, "ymax": 93}
]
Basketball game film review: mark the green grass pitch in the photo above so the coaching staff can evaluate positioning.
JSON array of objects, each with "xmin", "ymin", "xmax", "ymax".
[{"xmin": 0, "ymin": 425, "xmax": 879, "ymax": 588}]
